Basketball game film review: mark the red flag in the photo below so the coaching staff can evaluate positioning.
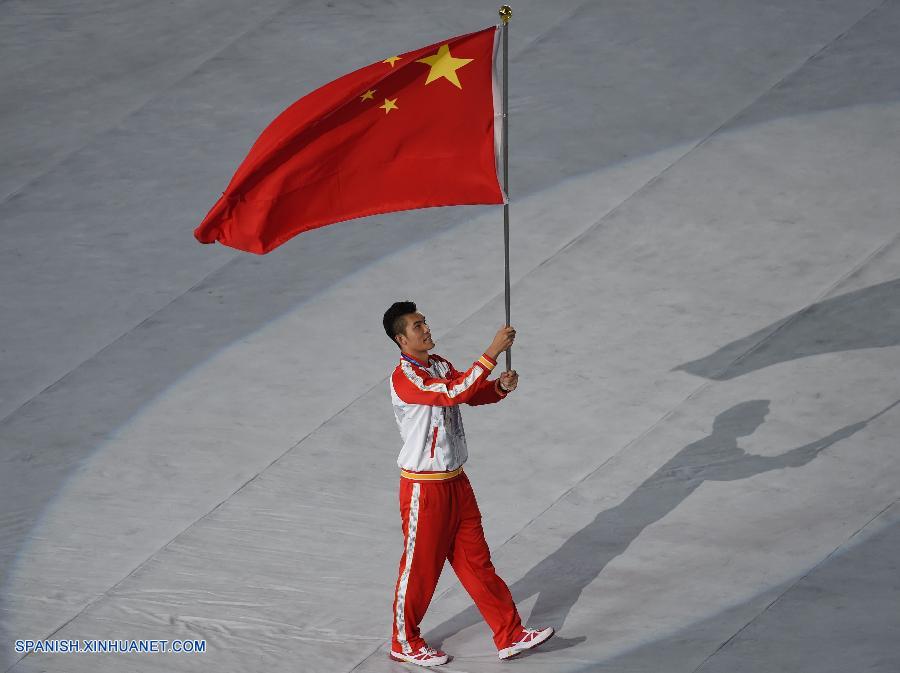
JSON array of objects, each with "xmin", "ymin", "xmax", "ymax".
[{"xmin": 194, "ymin": 26, "xmax": 504, "ymax": 254}]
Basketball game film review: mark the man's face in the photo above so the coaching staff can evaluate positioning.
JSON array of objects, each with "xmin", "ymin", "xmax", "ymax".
[{"xmin": 398, "ymin": 312, "xmax": 434, "ymax": 351}]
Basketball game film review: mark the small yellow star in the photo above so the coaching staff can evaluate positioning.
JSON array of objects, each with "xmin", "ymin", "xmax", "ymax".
[
  {"xmin": 416, "ymin": 44, "xmax": 473, "ymax": 89},
  {"xmin": 360, "ymin": 89, "xmax": 375, "ymax": 101},
  {"xmin": 379, "ymin": 97, "xmax": 399, "ymax": 114},
  {"xmin": 383, "ymin": 56, "xmax": 402, "ymax": 67}
]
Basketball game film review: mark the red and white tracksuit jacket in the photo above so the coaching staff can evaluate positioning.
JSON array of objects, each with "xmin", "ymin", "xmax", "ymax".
[
  {"xmin": 390, "ymin": 351, "xmax": 507, "ymax": 473},
  {"xmin": 388, "ymin": 351, "xmax": 523, "ymax": 654}
]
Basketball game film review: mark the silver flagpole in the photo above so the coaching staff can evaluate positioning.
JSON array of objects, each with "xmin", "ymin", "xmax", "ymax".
[{"xmin": 499, "ymin": 5, "xmax": 512, "ymax": 372}]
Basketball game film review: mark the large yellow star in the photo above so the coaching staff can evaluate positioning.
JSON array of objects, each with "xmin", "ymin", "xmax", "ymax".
[
  {"xmin": 360, "ymin": 89, "xmax": 375, "ymax": 101},
  {"xmin": 379, "ymin": 97, "xmax": 398, "ymax": 114},
  {"xmin": 383, "ymin": 56, "xmax": 402, "ymax": 67},
  {"xmin": 416, "ymin": 44, "xmax": 473, "ymax": 89}
]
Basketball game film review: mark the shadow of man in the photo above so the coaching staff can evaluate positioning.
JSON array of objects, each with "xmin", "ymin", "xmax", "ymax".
[{"xmin": 428, "ymin": 398, "xmax": 893, "ymax": 652}]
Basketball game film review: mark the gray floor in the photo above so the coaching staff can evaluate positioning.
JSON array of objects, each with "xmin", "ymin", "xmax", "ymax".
[{"xmin": 2, "ymin": 1, "xmax": 899, "ymax": 671}]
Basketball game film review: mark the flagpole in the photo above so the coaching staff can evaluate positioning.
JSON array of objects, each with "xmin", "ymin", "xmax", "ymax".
[{"xmin": 499, "ymin": 4, "xmax": 512, "ymax": 372}]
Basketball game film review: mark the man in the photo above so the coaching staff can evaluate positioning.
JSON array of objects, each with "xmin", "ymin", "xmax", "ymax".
[{"xmin": 383, "ymin": 300, "xmax": 554, "ymax": 666}]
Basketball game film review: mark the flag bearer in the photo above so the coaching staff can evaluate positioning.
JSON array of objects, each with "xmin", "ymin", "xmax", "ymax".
[{"xmin": 383, "ymin": 301, "xmax": 554, "ymax": 666}]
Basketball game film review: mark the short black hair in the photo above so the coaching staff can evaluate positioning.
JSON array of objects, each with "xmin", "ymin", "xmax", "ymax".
[{"xmin": 383, "ymin": 301, "xmax": 417, "ymax": 348}]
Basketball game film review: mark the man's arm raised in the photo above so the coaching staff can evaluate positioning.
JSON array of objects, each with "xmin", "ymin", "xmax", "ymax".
[
  {"xmin": 392, "ymin": 327, "xmax": 517, "ymax": 407},
  {"xmin": 444, "ymin": 327, "xmax": 518, "ymax": 407}
]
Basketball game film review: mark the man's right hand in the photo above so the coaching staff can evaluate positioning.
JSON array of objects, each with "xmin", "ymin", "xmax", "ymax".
[{"xmin": 486, "ymin": 326, "xmax": 516, "ymax": 361}]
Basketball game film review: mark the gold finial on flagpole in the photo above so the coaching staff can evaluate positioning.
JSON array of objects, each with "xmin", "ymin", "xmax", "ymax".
[{"xmin": 499, "ymin": 5, "xmax": 512, "ymax": 24}]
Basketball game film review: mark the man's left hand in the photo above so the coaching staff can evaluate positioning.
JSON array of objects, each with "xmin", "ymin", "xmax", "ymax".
[{"xmin": 499, "ymin": 370, "xmax": 518, "ymax": 393}]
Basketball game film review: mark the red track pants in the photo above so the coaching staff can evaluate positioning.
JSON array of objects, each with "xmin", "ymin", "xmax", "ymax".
[{"xmin": 391, "ymin": 471, "xmax": 523, "ymax": 654}]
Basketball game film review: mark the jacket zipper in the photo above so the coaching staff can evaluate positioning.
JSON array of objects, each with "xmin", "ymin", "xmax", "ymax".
[{"xmin": 430, "ymin": 426, "xmax": 438, "ymax": 459}]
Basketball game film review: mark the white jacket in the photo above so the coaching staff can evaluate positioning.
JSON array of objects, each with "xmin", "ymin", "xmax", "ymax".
[{"xmin": 389, "ymin": 351, "xmax": 507, "ymax": 473}]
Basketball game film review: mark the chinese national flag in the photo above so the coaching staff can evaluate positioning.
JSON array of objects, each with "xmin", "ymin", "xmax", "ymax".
[{"xmin": 194, "ymin": 26, "xmax": 504, "ymax": 254}]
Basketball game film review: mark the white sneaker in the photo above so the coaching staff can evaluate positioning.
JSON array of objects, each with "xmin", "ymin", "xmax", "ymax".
[
  {"xmin": 498, "ymin": 626, "xmax": 554, "ymax": 660},
  {"xmin": 389, "ymin": 644, "xmax": 450, "ymax": 667}
]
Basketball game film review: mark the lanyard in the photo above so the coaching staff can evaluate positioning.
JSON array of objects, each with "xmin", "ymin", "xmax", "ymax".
[{"xmin": 401, "ymin": 353, "xmax": 429, "ymax": 369}]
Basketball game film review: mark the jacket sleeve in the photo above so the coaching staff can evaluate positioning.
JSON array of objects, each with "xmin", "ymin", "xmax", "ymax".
[
  {"xmin": 467, "ymin": 377, "xmax": 508, "ymax": 406},
  {"xmin": 392, "ymin": 353, "xmax": 501, "ymax": 407},
  {"xmin": 444, "ymin": 357, "xmax": 508, "ymax": 406}
]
